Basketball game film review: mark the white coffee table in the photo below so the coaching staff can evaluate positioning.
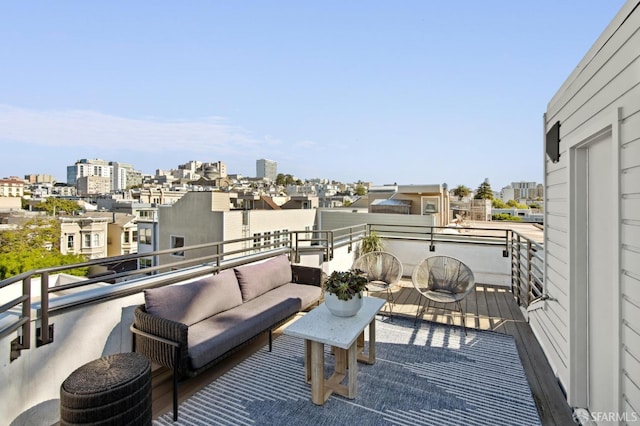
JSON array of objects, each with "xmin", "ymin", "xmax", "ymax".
[{"xmin": 283, "ymin": 296, "xmax": 385, "ymax": 405}]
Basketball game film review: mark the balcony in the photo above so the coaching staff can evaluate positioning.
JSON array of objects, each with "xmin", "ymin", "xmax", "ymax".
[{"xmin": 0, "ymin": 222, "xmax": 572, "ymax": 425}]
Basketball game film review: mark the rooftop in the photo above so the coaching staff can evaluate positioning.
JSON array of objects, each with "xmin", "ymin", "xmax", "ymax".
[
  {"xmin": 0, "ymin": 221, "xmax": 564, "ymax": 424},
  {"xmin": 147, "ymin": 280, "xmax": 572, "ymax": 424}
]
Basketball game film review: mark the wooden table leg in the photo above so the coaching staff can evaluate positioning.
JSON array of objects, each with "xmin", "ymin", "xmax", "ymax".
[
  {"xmin": 368, "ymin": 318, "xmax": 376, "ymax": 364},
  {"xmin": 347, "ymin": 342, "xmax": 358, "ymax": 398},
  {"xmin": 357, "ymin": 319, "xmax": 377, "ymax": 365},
  {"xmin": 305, "ymin": 339, "xmax": 311, "ymax": 383},
  {"xmin": 334, "ymin": 346, "xmax": 347, "ymax": 375},
  {"xmin": 310, "ymin": 340, "xmax": 326, "ymax": 405}
]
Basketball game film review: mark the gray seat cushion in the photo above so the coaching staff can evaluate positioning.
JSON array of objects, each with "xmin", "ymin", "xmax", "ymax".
[
  {"xmin": 265, "ymin": 283, "xmax": 322, "ymax": 312},
  {"xmin": 188, "ymin": 291, "xmax": 301, "ymax": 369},
  {"xmin": 144, "ymin": 269, "xmax": 242, "ymax": 326}
]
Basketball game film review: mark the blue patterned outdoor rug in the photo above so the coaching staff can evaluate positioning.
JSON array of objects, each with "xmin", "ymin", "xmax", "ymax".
[{"xmin": 154, "ymin": 316, "xmax": 541, "ymax": 425}]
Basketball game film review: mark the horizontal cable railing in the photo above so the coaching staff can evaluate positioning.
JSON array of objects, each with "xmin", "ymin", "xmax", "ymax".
[{"xmin": 510, "ymin": 230, "xmax": 544, "ymax": 308}]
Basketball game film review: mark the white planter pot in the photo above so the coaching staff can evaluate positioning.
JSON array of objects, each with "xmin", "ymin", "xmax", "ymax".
[{"xmin": 324, "ymin": 292, "xmax": 363, "ymax": 317}]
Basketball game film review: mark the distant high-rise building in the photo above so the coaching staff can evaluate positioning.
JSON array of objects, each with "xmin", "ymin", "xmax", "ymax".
[
  {"xmin": 511, "ymin": 181, "xmax": 540, "ymax": 200},
  {"xmin": 24, "ymin": 174, "xmax": 56, "ymax": 184},
  {"xmin": 76, "ymin": 176, "xmax": 111, "ymax": 196},
  {"xmin": 67, "ymin": 159, "xmax": 111, "ymax": 186},
  {"xmin": 111, "ymin": 162, "xmax": 135, "ymax": 191},
  {"xmin": 256, "ymin": 159, "xmax": 277, "ymax": 181},
  {"xmin": 67, "ymin": 159, "xmax": 141, "ymax": 193}
]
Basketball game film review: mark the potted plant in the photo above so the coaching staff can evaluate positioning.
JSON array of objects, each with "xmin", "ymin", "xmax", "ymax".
[
  {"xmin": 323, "ymin": 269, "xmax": 368, "ymax": 317},
  {"xmin": 355, "ymin": 231, "xmax": 384, "ymax": 258}
]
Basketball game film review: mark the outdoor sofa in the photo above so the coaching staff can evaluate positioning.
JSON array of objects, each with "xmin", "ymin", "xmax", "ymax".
[{"xmin": 130, "ymin": 254, "xmax": 323, "ymax": 420}]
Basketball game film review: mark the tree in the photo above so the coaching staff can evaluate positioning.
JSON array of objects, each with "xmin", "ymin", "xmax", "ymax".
[
  {"xmin": 354, "ymin": 184, "xmax": 366, "ymax": 196},
  {"xmin": 506, "ymin": 199, "xmax": 529, "ymax": 209},
  {"xmin": 452, "ymin": 185, "xmax": 470, "ymax": 200},
  {"xmin": 473, "ymin": 180, "xmax": 494, "ymax": 200},
  {"xmin": 492, "ymin": 213, "xmax": 523, "ymax": 222},
  {"xmin": 35, "ymin": 198, "xmax": 83, "ymax": 216},
  {"xmin": 0, "ymin": 217, "xmax": 87, "ymax": 279},
  {"xmin": 492, "ymin": 198, "xmax": 507, "ymax": 208}
]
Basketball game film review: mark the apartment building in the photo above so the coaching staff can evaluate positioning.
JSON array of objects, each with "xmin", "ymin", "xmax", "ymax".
[
  {"xmin": 136, "ymin": 208, "xmax": 159, "ymax": 270},
  {"xmin": 156, "ymin": 191, "xmax": 316, "ymax": 267},
  {"xmin": 136, "ymin": 187, "xmax": 187, "ymax": 205},
  {"xmin": 0, "ymin": 177, "xmax": 25, "ymax": 198},
  {"xmin": 510, "ymin": 181, "xmax": 543, "ymax": 200},
  {"xmin": 67, "ymin": 158, "xmax": 140, "ymax": 193},
  {"xmin": 67, "ymin": 159, "xmax": 111, "ymax": 185},
  {"xmin": 81, "ymin": 212, "xmax": 138, "ymax": 256},
  {"xmin": 256, "ymin": 159, "xmax": 277, "ymax": 181},
  {"xmin": 111, "ymin": 162, "xmax": 136, "ymax": 191},
  {"xmin": 59, "ymin": 216, "xmax": 109, "ymax": 259},
  {"xmin": 24, "ymin": 174, "xmax": 55, "ymax": 184},
  {"xmin": 76, "ymin": 176, "xmax": 111, "ymax": 196},
  {"xmin": 366, "ymin": 184, "xmax": 451, "ymax": 226}
]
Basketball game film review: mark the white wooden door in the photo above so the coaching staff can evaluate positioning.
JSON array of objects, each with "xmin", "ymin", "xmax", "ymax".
[{"xmin": 585, "ymin": 134, "xmax": 617, "ymax": 417}]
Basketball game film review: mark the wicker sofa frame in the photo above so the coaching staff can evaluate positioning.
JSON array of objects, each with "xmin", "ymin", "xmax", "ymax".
[{"xmin": 130, "ymin": 257, "xmax": 323, "ymax": 421}]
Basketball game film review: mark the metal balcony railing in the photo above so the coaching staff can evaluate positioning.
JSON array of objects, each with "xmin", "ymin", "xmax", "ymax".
[
  {"xmin": 510, "ymin": 231, "xmax": 544, "ymax": 307},
  {"xmin": 0, "ymin": 223, "xmax": 542, "ymax": 361}
]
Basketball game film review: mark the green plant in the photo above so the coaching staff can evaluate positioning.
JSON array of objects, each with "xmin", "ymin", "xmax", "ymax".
[
  {"xmin": 324, "ymin": 269, "xmax": 368, "ymax": 301},
  {"xmin": 358, "ymin": 231, "xmax": 383, "ymax": 256},
  {"xmin": 492, "ymin": 213, "xmax": 523, "ymax": 222}
]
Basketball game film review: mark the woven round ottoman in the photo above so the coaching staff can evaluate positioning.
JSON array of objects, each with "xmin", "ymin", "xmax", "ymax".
[{"xmin": 60, "ymin": 352, "xmax": 151, "ymax": 426}]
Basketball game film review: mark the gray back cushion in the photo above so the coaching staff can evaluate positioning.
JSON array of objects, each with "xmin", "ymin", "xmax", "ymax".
[
  {"xmin": 234, "ymin": 254, "xmax": 292, "ymax": 301},
  {"xmin": 144, "ymin": 269, "xmax": 242, "ymax": 326}
]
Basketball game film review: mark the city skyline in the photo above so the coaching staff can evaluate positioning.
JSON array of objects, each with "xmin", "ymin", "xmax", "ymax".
[
  {"xmin": 11, "ymin": 155, "xmax": 544, "ymax": 194},
  {"xmin": 0, "ymin": 1, "xmax": 626, "ymax": 190}
]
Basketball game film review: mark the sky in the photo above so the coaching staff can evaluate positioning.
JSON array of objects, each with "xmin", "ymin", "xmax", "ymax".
[{"xmin": 0, "ymin": 1, "xmax": 628, "ymax": 190}]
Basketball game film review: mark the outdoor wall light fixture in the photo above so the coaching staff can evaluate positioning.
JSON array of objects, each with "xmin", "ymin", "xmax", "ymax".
[{"xmin": 546, "ymin": 121, "xmax": 561, "ymax": 163}]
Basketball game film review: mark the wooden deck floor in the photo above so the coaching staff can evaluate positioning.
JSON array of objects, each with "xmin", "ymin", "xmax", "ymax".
[{"xmin": 151, "ymin": 282, "xmax": 574, "ymax": 425}]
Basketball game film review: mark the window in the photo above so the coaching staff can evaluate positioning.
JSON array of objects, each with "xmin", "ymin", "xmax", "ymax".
[
  {"xmin": 93, "ymin": 233, "xmax": 100, "ymax": 247},
  {"xmin": 132, "ymin": 230, "xmax": 138, "ymax": 242},
  {"xmin": 171, "ymin": 235, "xmax": 185, "ymax": 257},
  {"xmin": 84, "ymin": 233, "xmax": 91, "ymax": 248},
  {"xmin": 67, "ymin": 234, "xmax": 75, "ymax": 249},
  {"xmin": 421, "ymin": 196, "xmax": 440, "ymax": 214},
  {"xmin": 139, "ymin": 258, "xmax": 152, "ymax": 269},
  {"xmin": 139, "ymin": 228, "xmax": 152, "ymax": 245},
  {"xmin": 124, "ymin": 232, "xmax": 130, "ymax": 243}
]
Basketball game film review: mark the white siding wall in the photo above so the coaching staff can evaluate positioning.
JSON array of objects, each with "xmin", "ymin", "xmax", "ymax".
[{"xmin": 541, "ymin": 0, "xmax": 640, "ymax": 412}]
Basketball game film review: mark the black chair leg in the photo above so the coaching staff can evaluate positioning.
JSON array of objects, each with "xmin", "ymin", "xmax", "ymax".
[
  {"xmin": 173, "ymin": 346, "xmax": 179, "ymax": 421},
  {"xmin": 456, "ymin": 300, "xmax": 468, "ymax": 336},
  {"xmin": 269, "ymin": 329, "xmax": 273, "ymax": 352}
]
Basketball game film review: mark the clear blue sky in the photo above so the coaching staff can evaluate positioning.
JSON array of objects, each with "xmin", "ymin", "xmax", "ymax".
[{"xmin": 0, "ymin": 1, "xmax": 627, "ymax": 190}]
